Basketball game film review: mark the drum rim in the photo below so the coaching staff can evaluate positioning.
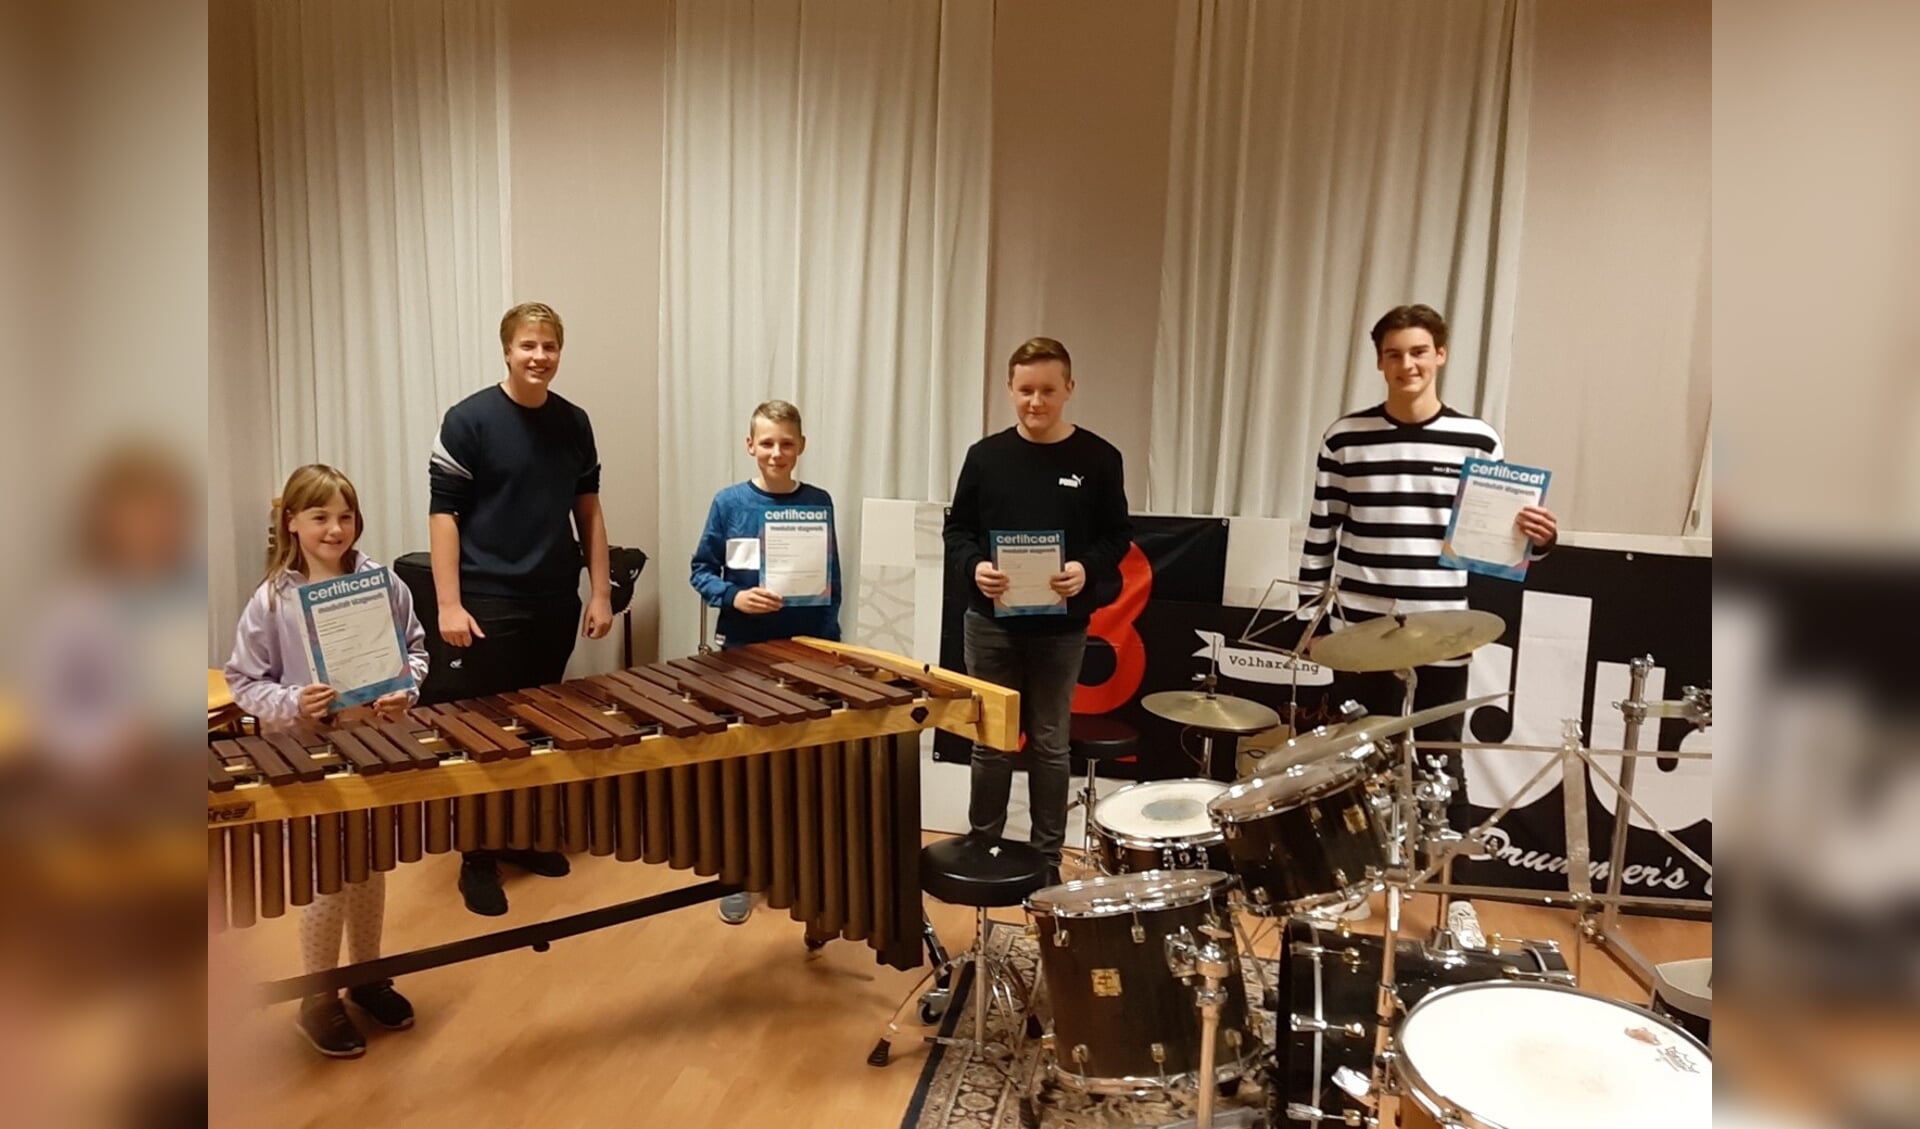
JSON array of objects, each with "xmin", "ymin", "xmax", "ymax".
[
  {"xmin": 1208, "ymin": 760, "xmax": 1365, "ymax": 821},
  {"xmin": 1091, "ymin": 778, "xmax": 1229, "ymax": 845},
  {"xmin": 1094, "ymin": 825, "xmax": 1226, "ymax": 853},
  {"xmin": 1026, "ymin": 868, "xmax": 1234, "ymax": 917},
  {"xmin": 1048, "ymin": 1045, "xmax": 1263, "ymax": 1096},
  {"xmin": 1391, "ymin": 979, "xmax": 1712, "ymax": 1129}
]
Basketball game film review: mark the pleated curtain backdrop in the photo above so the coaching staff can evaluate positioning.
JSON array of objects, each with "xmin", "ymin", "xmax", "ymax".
[
  {"xmin": 1147, "ymin": 0, "xmax": 1533, "ymax": 520},
  {"xmin": 657, "ymin": 0, "xmax": 993, "ymax": 656},
  {"xmin": 253, "ymin": 0, "xmax": 512, "ymax": 571}
]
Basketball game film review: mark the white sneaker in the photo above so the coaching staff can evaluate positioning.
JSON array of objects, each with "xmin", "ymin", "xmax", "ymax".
[{"xmin": 1336, "ymin": 895, "xmax": 1372, "ymax": 922}]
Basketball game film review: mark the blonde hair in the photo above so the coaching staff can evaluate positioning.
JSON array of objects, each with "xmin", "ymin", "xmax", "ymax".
[
  {"xmin": 499, "ymin": 302, "xmax": 565, "ymax": 349},
  {"xmin": 264, "ymin": 464, "xmax": 363, "ymax": 602},
  {"xmin": 750, "ymin": 399, "xmax": 804, "ymax": 434}
]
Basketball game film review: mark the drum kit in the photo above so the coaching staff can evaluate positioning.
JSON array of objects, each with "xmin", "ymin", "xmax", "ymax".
[{"xmin": 1013, "ymin": 606, "xmax": 1714, "ymax": 1128}]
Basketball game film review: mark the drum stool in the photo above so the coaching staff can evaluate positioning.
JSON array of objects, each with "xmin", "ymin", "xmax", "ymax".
[
  {"xmin": 868, "ymin": 836, "xmax": 1050, "ymax": 1069},
  {"xmin": 1066, "ymin": 714, "xmax": 1140, "ymax": 871}
]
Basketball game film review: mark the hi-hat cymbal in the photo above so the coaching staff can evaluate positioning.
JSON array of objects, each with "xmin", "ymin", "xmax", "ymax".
[
  {"xmin": 1251, "ymin": 691, "xmax": 1510, "ymax": 774},
  {"xmin": 1308, "ymin": 610, "xmax": 1506, "ymax": 673},
  {"xmin": 1141, "ymin": 690, "xmax": 1282, "ymax": 735}
]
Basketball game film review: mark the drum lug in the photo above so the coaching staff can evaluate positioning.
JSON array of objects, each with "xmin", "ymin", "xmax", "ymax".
[
  {"xmin": 1150, "ymin": 1042, "xmax": 1167, "ymax": 1065},
  {"xmin": 1502, "ymin": 967, "xmax": 1578, "ymax": 986},
  {"xmin": 1284, "ymin": 1103, "xmax": 1368, "ymax": 1126},
  {"xmin": 1131, "ymin": 924, "xmax": 1146, "ymax": 944},
  {"xmin": 1291, "ymin": 1013, "xmax": 1367, "ymax": 1039},
  {"xmin": 1053, "ymin": 927, "xmax": 1070, "ymax": 947},
  {"xmin": 1071, "ymin": 1043, "xmax": 1090, "ymax": 1067}
]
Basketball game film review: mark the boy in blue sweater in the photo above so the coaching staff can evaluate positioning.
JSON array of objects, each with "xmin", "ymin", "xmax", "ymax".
[{"xmin": 690, "ymin": 399, "xmax": 843, "ymax": 922}]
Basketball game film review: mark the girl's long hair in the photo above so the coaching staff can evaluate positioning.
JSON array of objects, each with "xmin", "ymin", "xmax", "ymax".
[{"xmin": 262, "ymin": 464, "xmax": 363, "ymax": 605}]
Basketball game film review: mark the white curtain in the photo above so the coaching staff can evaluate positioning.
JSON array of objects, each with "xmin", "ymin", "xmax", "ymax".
[
  {"xmin": 1148, "ymin": 0, "xmax": 1533, "ymax": 519},
  {"xmin": 253, "ymin": 0, "xmax": 511, "ymax": 568},
  {"xmin": 658, "ymin": 0, "xmax": 993, "ymax": 657}
]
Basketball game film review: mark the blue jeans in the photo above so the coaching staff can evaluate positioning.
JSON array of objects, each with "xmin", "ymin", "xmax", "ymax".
[{"xmin": 962, "ymin": 611, "xmax": 1087, "ymax": 864}]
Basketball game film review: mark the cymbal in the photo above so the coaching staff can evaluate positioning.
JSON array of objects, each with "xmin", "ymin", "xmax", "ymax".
[
  {"xmin": 1308, "ymin": 610, "xmax": 1506, "ymax": 673},
  {"xmin": 1251, "ymin": 691, "xmax": 1510, "ymax": 774},
  {"xmin": 1141, "ymin": 690, "xmax": 1282, "ymax": 735}
]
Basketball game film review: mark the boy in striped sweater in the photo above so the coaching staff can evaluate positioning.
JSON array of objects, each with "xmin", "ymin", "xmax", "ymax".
[{"xmin": 1299, "ymin": 304, "xmax": 1557, "ymax": 827}]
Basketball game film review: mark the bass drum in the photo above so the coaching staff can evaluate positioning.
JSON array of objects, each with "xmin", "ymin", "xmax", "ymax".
[{"xmin": 1275, "ymin": 916, "xmax": 1573, "ymax": 1127}]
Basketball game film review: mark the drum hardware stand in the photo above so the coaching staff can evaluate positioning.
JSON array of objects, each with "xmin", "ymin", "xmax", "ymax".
[
  {"xmin": 1392, "ymin": 696, "xmax": 1714, "ymax": 982},
  {"xmin": 1160, "ymin": 923, "xmax": 1261, "ymax": 1129},
  {"xmin": 1581, "ymin": 656, "xmax": 1713, "ymax": 989}
]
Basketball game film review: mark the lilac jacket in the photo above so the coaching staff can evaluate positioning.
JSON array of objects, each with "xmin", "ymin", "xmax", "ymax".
[{"xmin": 224, "ymin": 553, "xmax": 430, "ymax": 727}]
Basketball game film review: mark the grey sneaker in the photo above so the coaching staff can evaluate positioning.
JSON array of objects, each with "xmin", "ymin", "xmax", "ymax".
[{"xmin": 717, "ymin": 891, "xmax": 754, "ymax": 924}]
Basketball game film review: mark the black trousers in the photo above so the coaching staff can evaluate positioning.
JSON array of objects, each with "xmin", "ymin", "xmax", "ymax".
[
  {"xmin": 421, "ymin": 591, "xmax": 581, "ymax": 865},
  {"xmin": 419, "ymin": 591, "xmax": 581, "ymax": 705}
]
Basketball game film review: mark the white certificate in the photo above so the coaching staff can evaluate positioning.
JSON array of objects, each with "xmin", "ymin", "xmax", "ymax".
[
  {"xmin": 991, "ymin": 529, "xmax": 1068, "ymax": 616},
  {"xmin": 1440, "ymin": 458, "xmax": 1552, "ymax": 581},
  {"xmin": 762, "ymin": 506, "xmax": 832, "ymax": 607},
  {"xmin": 298, "ymin": 571, "xmax": 413, "ymax": 710}
]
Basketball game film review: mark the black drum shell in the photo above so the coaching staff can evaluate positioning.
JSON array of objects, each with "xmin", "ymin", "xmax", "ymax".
[
  {"xmin": 1215, "ymin": 773, "xmax": 1384, "ymax": 912},
  {"xmin": 1031, "ymin": 876, "xmax": 1257, "ymax": 1089},
  {"xmin": 1094, "ymin": 831, "xmax": 1233, "ymax": 877}
]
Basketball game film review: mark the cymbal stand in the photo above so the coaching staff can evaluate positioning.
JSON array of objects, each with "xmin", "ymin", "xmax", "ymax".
[
  {"xmin": 1412, "ymin": 754, "xmax": 1462, "ymax": 945},
  {"xmin": 1388, "ymin": 667, "xmax": 1418, "ymax": 870},
  {"xmin": 1187, "ymin": 652, "xmax": 1228, "ymax": 778},
  {"xmin": 1581, "ymin": 655, "xmax": 1713, "ymax": 987}
]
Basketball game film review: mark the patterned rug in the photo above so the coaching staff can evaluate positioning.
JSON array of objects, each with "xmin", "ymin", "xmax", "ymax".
[{"xmin": 899, "ymin": 925, "xmax": 1276, "ymax": 1129}]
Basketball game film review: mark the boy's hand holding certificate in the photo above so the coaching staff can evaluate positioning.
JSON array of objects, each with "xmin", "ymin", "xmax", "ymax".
[
  {"xmin": 990, "ymin": 529, "xmax": 1068, "ymax": 616},
  {"xmin": 1440, "ymin": 458, "xmax": 1552, "ymax": 581},
  {"xmin": 299, "ymin": 572, "xmax": 415, "ymax": 711}
]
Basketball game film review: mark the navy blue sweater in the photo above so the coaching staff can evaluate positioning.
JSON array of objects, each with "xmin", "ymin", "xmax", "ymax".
[{"xmin": 428, "ymin": 385, "xmax": 600, "ymax": 598}]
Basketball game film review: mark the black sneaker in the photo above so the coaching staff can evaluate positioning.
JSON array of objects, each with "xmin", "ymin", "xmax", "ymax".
[
  {"xmin": 499, "ymin": 848, "xmax": 571, "ymax": 877},
  {"xmin": 459, "ymin": 857, "xmax": 508, "ymax": 916},
  {"xmin": 296, "ymin": 996, "xmax": 366, "ymax": 1059},
  {"xmin": 347, "ymin": 979, "xmax": 415, "ymax": 1030}
]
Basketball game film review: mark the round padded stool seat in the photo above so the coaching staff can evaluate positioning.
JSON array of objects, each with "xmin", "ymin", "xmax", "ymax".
[
  {"xmin": 1068, "ymin": 714, "xmax": 1141, "ymax": 762},
  {"xmin": 921, "ymin": 836, "xmax": 1051, "ymax": 908}
]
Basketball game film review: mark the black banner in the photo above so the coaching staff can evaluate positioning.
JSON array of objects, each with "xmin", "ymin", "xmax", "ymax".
[{"xmin": 934, "ymin": 524, "xmax": 1713, "ymax": 906}]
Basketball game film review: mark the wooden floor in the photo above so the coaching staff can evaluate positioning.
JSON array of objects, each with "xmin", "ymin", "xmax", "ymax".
[{"xmin": 209, "ymin": 834, "xmax": 1710, "ymax": 1129}]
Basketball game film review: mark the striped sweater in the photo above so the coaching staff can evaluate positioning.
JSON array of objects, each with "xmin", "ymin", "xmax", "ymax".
[{"xmin": 1298, "ymin": 405, "xmax": 1520, "ymax": 658}]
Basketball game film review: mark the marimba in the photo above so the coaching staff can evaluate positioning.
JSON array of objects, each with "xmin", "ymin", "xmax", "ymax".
[{"xmin": 207, "ymin": 639, "xmax": 1017, "ymax": 971}]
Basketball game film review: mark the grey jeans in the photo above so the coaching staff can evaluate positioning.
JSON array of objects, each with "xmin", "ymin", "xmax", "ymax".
[{"xmin": 962, "ymin": 611, "xmax": 1087, "ymax": 863}]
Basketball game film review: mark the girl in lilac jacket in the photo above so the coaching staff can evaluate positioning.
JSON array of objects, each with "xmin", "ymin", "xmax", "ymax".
[{"xmin": 223, "ymin": 464, "xmax": 428, "ymax": 1059}]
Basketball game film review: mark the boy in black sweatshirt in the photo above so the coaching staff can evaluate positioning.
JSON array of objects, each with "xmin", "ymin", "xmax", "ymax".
[{"xmin": 942, "ymin": 337, "xmax": 1132, "ymax": 869}]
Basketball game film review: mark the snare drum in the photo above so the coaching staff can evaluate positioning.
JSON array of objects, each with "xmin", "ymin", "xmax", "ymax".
[
  {"xmin": 1027, "ymin": 870, "xmax": 1257, "ymax": 1093},
  {"xmin": 1395, "ymin": 981, "xmax": 1712, "ymax": 1129},
  {"xmin": 1208, "ymin": 759, "xmax": 1384, "ymax": 914},
  {"xmin": 1091, "ymin": 779, "xmax": 1229, "ymax": 875},
  {"xmin": 1276, "ymin": 917, "xmax": 1572, "ymax": 1127}
]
